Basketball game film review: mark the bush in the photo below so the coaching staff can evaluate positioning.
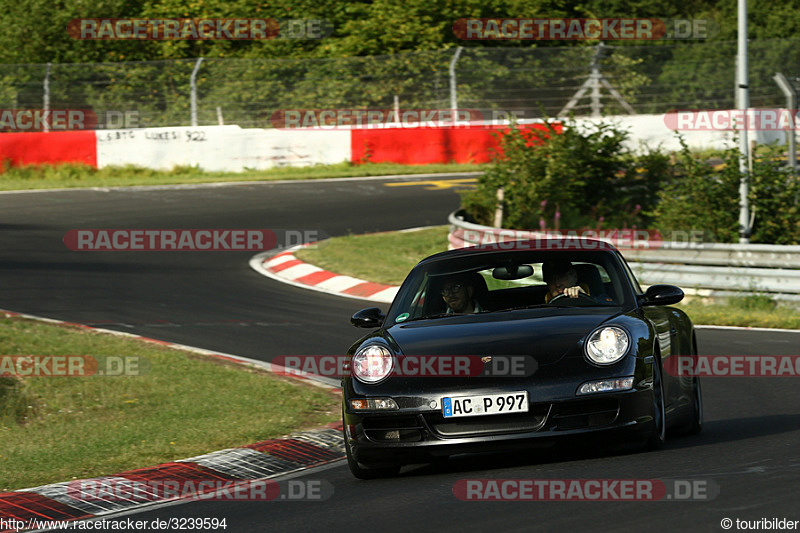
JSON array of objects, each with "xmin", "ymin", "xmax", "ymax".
[
  {"xmin": 650, "ymin": 137, "xmax": 740, "ymax": 243},
  {"xmin": 653, "ymin": 138, "xmax": 800, "ymax": 244},
  {"xmin": 462, "ymin": 119, "xmax": 800, "ymax": 246},
  {"xmin": 748, "ymin": 144, "xmax": 800, "ymax": 244},
  {"xmin": 460, "ymin": 118, "xmax": 669, "ymax": 230}
]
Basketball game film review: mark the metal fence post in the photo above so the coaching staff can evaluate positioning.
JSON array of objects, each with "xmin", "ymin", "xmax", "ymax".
[
  {"xmin": 560, "ymin": 43, "xmax": 635, "ymax": 116},
  {"xmin": 773, "ymin": 73, "xmax": 797, "ymax": 179},
  {"xmin": 589, "ymin": 44, "xmax": 602, "ymax": 117},
  {"xmin": 43, "ymin": 62, "xmax": 51, "ymax": 132},
  {"xmin": 190, "ymin": 58, "xmax": 204, "ymax": 127},
  {"xmin": 449, "ymin": 46, "xmax": 463, "ymax": 121}
]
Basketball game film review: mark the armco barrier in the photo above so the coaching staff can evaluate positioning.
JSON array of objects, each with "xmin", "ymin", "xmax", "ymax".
[{"xmin": 448, "ymin": 210, "xmax": 800, "ymax": 302}]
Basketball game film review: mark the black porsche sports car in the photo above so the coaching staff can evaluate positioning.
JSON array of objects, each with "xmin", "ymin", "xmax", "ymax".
[{"xmin": 343, "ymin": 239, "xmax": 702, "ymax": 479}]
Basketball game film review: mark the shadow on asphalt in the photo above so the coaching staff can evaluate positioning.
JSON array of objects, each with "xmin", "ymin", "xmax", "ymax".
[{"xmin": 391, "ymin": 413, "xmax": 799, "ymax": 478}]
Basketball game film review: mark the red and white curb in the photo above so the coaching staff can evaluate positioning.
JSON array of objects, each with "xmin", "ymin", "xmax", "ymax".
[
  {"xmin": 251, "ymin": 244, "xmax": 399, "ymax": 303},
  {"xmin": 0, "ymin": 309, "xmax": 346, "ymax": 531},
  {"xmin": 1, "ymin": 423, "xmax": 344, "ymax": 531}
]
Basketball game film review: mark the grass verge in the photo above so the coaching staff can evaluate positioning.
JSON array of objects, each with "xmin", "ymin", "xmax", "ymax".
[
  {"xmin": 296, "ymin": 226, "xmax": 451, "ymax": 286},
  {"xmin": 295, "ymin": 228, "xmax": 800, "ymax": 330},
  {"xmin": 0, "ymin": 315, "xmax": 340, "ymax": 490},
  {"xmin": 675, "ymin": 296, "xmax": 800, "ymax": 330},
  {"xmin": 0, "ymin": 162, "xmax": 484, "ymax": 191}
]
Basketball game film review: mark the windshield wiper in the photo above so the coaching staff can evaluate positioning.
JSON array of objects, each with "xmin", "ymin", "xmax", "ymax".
[
  {"xmin": 405, "ymin": 310, "xmax": 496, "ymax": 322},
  {"xmin": 499, "ymin": 303, "xmax": 591, "ymax": 311},
  {"xmin": 404, "ymin": 313, "xmax": 453, "ymax": 322}
]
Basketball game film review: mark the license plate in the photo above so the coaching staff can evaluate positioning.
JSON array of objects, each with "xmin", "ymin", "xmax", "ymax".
[{"xmin": 442, "ymin": 391, "xmax": 528, "ymax": 418}]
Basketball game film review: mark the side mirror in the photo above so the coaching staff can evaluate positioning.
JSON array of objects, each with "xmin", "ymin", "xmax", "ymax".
[
  {"xmin": 641, "ymin": 284, "xmax": 684, "ymax": 307},
  {"xmin": 351, "ymin": 307, "xmax": 385, "ymax": 328}
]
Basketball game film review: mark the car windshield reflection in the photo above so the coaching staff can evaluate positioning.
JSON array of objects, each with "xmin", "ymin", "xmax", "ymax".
[{"xmin": 391, "ymin": 252, "xmax": 629, "ymax": 323}]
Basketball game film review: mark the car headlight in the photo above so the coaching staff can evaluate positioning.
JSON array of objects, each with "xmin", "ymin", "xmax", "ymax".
[
  {"xmin": 585, "ymin": 326, "xmax": 630, "ymax": 365},
  {"xmin": 352, "ymin": 345, "xmax": 394, "ymax": 384}
]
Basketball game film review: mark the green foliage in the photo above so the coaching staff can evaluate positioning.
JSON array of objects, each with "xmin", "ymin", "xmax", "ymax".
[
  {"xmin": 460, "ymin": 119, "xmax": 669, "ymax": 230},
  {"xmin": 728, "ymin": 294, "xmax": 778, "ymax": 312},
  {"xmin": 655, "ymin": 39, "xmax": 800, "ymax": 110},
  {"xmin": 747, "ymin": 144, "xmax": 800, "ymax": 245},
  {"xmin": 653, "ymin": 138, "xmax": 800, "ymax": 244},
  {"xmin": 3, "ymin": 0, "xmax": 800, "ymax": 65},
  {"xmin": 0, "ymin": 377, "xmax": 35, "ymax": 425},
  {"xmin": 462, "ymin": 124, "xmax": 799, "ymax": 245},
  {"xmin": 1, "ymin": 0, "xmax": 798, "ymax": 126},
  {"xmin": 0, "ymin": 160, "xmax": 484, "ymax": 190},
  {"xmin": 677, "ymin": 298, "xmax": 800, "ymax": 329},
  {"xmin": 651, "ymin": 137, "xmax": 740, "ymax": 242},
  {"xmin": 0, "ymin": 162, "xmax": 98, "ymax": 182},
  {"xmin": 295, "ymin": 226, "xmax": 450, "ymax": 285}
]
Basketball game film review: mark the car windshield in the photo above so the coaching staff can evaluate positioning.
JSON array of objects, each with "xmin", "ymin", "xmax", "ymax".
[{"xmin": 388, "ymin": 249, "xmax": 632, "ymax": 324}]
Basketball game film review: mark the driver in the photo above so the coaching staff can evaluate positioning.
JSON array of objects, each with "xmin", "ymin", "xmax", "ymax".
[
  {"xmin": 542, "ymin": 260, "xmax": 590, "ymax": 303},
  {"xmin": 441, "ymin": 273, "xmax": 483, "ymax": 314}
]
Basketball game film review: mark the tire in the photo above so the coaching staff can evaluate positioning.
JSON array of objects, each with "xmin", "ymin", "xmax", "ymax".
[
  {"xmin": 644, "ymin": 357, "xmax": 666, "ymax": 450},
  {"xmin": 681, "ymin": 377, "xmax": 703, "ymax": 435},
  {"xmin": 343, "ymin": 425, "xmax": 401, "ymax": 480}
]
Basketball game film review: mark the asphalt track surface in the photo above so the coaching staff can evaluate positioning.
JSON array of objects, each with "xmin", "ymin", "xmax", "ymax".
[{"xmin": 2, "ymin": 176, "xmax": 798, "ymax": 533}]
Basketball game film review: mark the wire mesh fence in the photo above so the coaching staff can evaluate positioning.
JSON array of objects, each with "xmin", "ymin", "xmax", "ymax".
[{"xmin": 1, "ymin": 39, "xmax": 798, "ymax": 129}]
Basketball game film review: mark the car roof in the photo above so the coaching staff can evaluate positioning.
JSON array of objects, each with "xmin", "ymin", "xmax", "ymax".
[{"xmin": 416, "ymin": 238, "xmax": 621, "ymax": 267}]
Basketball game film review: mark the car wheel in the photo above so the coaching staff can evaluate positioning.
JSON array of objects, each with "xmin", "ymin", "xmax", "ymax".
[
  {"xmin": 644, "ymin": 357, "xmax": 666, "ymax": 450},
  {"xmin": 343, "ymin": 425, "xmax": 401, "ymax": 480}
]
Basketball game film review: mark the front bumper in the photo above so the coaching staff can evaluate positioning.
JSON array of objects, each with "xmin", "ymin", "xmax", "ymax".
[{"xmin": 343, "ymin": 386, "xmax": 655, "ymax": 466}]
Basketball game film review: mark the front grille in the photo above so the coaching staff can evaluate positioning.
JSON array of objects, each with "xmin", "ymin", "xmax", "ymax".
[
  {"xmin": 363, "ymin": 416, "xmax": 425, "ymax": 442},
  {"xmin": 551, "ymin": 398, "xmax": 620, "ymax": 430},
  {"xmin": 428, "ymin": 404, "xmax": 551, "ymax": 437}
]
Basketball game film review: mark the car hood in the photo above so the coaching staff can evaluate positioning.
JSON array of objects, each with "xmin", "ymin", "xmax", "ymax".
[{"xmin": 386, "ymin": 307, "xmax": 623, "ymax": 365}]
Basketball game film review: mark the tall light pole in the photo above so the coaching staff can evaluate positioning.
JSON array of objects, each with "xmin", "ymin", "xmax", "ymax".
[{"xmin": 736, "ymin": 0, "xmax": 750, "ymax": 243}]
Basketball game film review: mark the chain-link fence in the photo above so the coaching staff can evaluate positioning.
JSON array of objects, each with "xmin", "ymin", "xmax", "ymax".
[{"xmin": 1, "ymin": 39, "xmax": 799, "ymax": 129}]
